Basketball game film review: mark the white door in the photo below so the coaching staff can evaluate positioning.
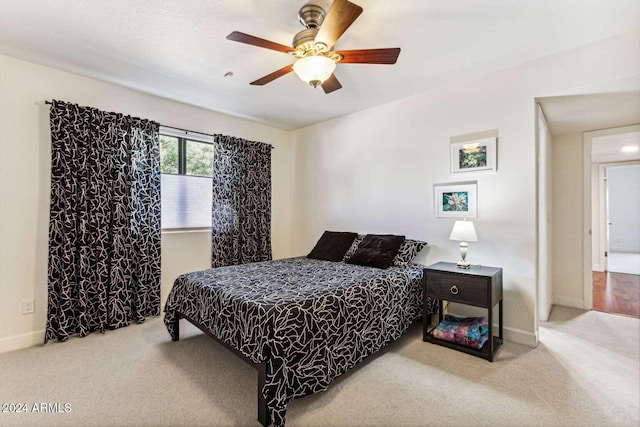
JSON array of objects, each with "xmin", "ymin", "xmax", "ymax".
[
  {"xmin": 537, "ymin": 106, "xmax": 552, "ymax": 321},
  {"xmin": 606, "ymin": 164, "xmax": 640, "ymax": 275}
]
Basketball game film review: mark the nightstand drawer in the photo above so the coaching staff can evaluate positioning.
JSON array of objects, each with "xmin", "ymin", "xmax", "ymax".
[{"xmin": 426, "ymin": 271, "xmax": 488, "ymax": 306}]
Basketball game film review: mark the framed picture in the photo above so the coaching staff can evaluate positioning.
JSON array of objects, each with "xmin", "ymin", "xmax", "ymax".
[
  {"xmin": 451, "ymin": 137, "xmax": 497, "ymax": 174},
  {"xmin": 434, "ymin": 182, "xmax": 477, "ymax": 218}
]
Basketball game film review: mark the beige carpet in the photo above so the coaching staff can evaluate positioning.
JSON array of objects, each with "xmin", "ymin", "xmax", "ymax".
[{"xmin": 1, "ymin": 306, "xmax": 638, "ymax": 427}]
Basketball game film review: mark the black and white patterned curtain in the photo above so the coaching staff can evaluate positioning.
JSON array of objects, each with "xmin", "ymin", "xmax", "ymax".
[
  {"xmin": 211, "ymin": 134, "xmax": 272, "ymax": 267},
  {"xmin": 45, "ymin": 100, "xmax": 161, "ymax": 343}
]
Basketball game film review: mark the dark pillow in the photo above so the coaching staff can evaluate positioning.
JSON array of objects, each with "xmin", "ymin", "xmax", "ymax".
[
  {"xmin": 342, "ymin": 234, "xmax": 365, "ymax": 261},
  {"xmin": 392, "ymin": 239, "xmax": 428, "ymax": 267},
  {"xmin": 346, "ymin": 234, "xmax": 405, "ymax": 269},
  {"xmin": 307, "ymin": 231, "xmax": 358, "ymax": 262}
]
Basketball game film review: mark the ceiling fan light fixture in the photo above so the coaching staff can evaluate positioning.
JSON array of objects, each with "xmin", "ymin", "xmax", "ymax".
[
  {"xmin": 227, "ymin": 0, "xmax": 400, "ymax": 93},
  {"xmin": 292, "ymin": 55, "xmax": 336, "ymax": 88}
]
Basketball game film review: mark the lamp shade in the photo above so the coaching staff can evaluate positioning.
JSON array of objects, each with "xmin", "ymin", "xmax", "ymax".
[
  {"xmin": 449, "ymin": 220, "xmax": 478, "ymax": 242},
  {"xmin": 292, "ymin": 55, "xmax": 336, "ymax": 87}
]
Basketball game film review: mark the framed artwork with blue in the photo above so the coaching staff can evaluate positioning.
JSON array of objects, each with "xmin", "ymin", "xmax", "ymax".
[{"xmin": 434, "ymin": 182, "xmax": 477, "ymax": 218}]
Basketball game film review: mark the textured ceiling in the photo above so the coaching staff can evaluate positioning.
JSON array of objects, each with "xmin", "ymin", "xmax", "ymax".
[{"xmin": 1, "ymin": 0, "xmax": 640, "ymax": 130}]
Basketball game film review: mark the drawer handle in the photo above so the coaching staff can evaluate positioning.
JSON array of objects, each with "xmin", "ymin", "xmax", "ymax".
[{"xmin": 450, "ymin": 285, "xmax": 459, "ymax": 295}]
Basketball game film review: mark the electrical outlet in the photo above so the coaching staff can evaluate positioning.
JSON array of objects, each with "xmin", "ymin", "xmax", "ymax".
[{"xmin": 22, "ymin": 299, "xmax": 34, "ymax": 314}]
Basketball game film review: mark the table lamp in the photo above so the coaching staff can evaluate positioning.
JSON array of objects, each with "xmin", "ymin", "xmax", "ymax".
[{"xmin": 449, "ymin": 219, "xmax": 478, "ymax": 269}]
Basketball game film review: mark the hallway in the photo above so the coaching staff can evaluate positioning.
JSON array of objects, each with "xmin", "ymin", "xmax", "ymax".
[{"xmin": 593, "ymin": 271, "xmax": 640, "ymax": 318}]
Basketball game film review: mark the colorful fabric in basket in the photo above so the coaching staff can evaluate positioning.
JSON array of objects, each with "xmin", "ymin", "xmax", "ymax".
[{"xmin": 431, "ymin": 315, "xmax": 489, "ymax": 349}]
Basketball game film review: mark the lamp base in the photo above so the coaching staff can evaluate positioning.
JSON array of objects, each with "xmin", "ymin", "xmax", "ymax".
[{"xmin": 456, "ymin": 260, "xmax": 471, "ymax": 269}]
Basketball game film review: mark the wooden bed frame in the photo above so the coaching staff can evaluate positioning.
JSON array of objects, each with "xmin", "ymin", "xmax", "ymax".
[
  {"xmin": 171, "ymin": 275, "xmax": 433, "ymax": 427},
  {"xmin": 172, "ymin": 312, "xmax": 272, "ymax": 426}
]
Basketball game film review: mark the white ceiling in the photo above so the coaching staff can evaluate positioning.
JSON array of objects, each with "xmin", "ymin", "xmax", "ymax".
[
  {"xmin": 1, "ymin": 0, "xmax": 640, "ymax": 130},
  {"xmin": 592, "ymin": 131, "xmax": 640, "ymax": 164},
  {"xmin": 538, "ymin": 87, "xmax": 640, "ymax": 136},
  {"xmin": 537, "ymin": 80, "xmax": 640, "ymax": 164}
]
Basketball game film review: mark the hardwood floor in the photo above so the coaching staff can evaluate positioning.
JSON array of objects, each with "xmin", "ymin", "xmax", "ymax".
[{"xmin": 593, "ymin": 271, "xmax": 640, "ymax": 318}]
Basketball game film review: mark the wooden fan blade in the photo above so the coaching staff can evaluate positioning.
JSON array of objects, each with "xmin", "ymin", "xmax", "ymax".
[
  {"xmin": 250, "ymin": 64, "xmax": 294, "ymax": 86},
  {"xmin": 336, "ymin": 48, "xmax": 401, "ymax": 64},
  {"xmin": 314, "ymin": 0, "xmax": 363, "ymax": 50},
  {"xmin": 226, "ymin": 31, "xmax": 293, "ymax": 54},
  {"xmin": 321, "ymin": 74, "xmax": 342, "ymax": 94}
]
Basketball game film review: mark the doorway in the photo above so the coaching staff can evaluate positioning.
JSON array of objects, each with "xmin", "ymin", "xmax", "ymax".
[
  {"xmin": 606, "ymin": 164, "xmax": 640, "ymax": 275},
  {"xmin": 589, "ymin": 129, "xmax": 640, "ymax": 318}
]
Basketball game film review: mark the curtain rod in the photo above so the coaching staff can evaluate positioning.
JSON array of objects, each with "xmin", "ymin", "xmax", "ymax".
[
  {"xmin": 46, "ymin": 101, "xmax": 273, "ymax": 150},
  {"xmin": 161, "ymin": 124, "xmax": 215, "ymax": 138},
  {"xmin": 162, "ymin": 125, "xmax": 274, "ymax": 149}
]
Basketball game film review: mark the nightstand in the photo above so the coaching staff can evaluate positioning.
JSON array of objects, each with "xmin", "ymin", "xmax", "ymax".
[{"xmin": 423, "ymin": 262, "xmax": 503, "ymax": 362}]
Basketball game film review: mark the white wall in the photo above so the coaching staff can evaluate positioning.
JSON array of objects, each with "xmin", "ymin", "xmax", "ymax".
[
  {"xmin": 0, "ymin": 55, "xmax": 294, "ymax": 353},
  {"xmin": 551, "ymin": 132, "xmax": 585, "ymax": 308},
  {"xmin": 291, "ymin": 31, "xmax": 640, "ymax": 347},
  {"xmin": 608, "ymin": 164, "xmax": 640, "ymax": 252}
]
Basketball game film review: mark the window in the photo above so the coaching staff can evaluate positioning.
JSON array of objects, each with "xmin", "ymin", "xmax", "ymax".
[{"xmin": 159, "ymin": 127, "xmax": 214, "ymax": 229}]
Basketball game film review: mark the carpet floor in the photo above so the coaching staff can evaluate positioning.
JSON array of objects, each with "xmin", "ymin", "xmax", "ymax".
[{"xmin": 1, "ymin": 305, "xmax": 638, "ymax": 427}]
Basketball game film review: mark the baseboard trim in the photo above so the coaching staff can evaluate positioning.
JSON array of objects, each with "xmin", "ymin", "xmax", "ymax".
[
  {"xmin": 503, "ymin": 325, "xmax": 537, "ymax": 347},
  {"xmin": 0, "ymin": 330, "xmax": 45, "ymax": 354},
  {"xmin": 592, "ymin": 264, "xmax": 605, "ymax": 272},
  {"xmin": 3, "ymin": 325, "xmax": 539, "ymax": 353},
  {"xmin": 609, "ymin": 248, "xmax": 640, "ymax": 254},
  {"xmin": 552, "ymin": 296, "xmax": 584, "ymax": 309}
]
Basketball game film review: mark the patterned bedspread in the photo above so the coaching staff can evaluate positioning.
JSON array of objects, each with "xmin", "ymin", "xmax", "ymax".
[{"xmin": 164, "ymin": 257, "xmax": 438, "ymax": 426}]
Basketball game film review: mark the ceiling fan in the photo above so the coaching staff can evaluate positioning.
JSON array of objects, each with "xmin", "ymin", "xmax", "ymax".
[{"xmin": 226, "ymin": 0, "xmax": 401, "ymax": 94}]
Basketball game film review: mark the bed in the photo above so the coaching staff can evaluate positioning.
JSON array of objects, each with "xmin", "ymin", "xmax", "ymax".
[{"xmin": 164, "ymin": 237, "xmax": 438, "ymax": 426}]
